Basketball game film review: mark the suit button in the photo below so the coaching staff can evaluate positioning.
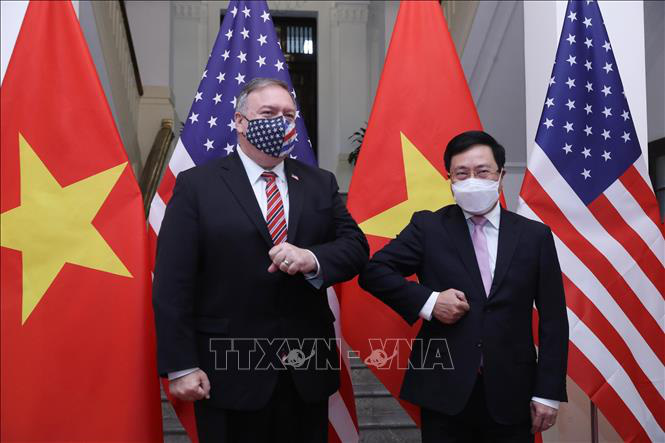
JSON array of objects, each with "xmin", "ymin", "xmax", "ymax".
[
  {"xmin": 485, "ymin": 307, "xmax": 492, "ymax": 313},
  {"xmin": 476, "ymin": 341, "xmax": 483, "ymax": 348}
]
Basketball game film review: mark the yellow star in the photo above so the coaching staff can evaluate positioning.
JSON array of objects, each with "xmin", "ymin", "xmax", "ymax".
[
  {"xmin": 1, "ymin": 133, "xmax": 132, "ymax": 324},
  {"xmin": 359, "ymin": 131, "xmax": 455, "ymax": 239}
]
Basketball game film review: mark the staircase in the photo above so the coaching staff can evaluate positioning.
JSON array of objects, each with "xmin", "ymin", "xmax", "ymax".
[
  {"xmin": 161, "ymin": 391, "xmax": 188, "ymax": 443},
  {"xmin": 350, "ymin": 354, "xmax": 420, "ymax": 442},
  {"xmin": 162, "ymin": 354, "xmax": 420, "ymax": 442}
]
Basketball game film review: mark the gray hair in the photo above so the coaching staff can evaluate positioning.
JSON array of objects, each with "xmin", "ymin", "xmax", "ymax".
[{"xmin": 235, "ymin": 77, "xmax": 293, "ymax": 114}]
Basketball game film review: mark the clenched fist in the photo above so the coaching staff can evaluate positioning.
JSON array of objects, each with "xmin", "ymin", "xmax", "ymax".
[
  {"xmin": 169, "ymin": 369, "xmax": 211, "ymax": 402},
  {"xmin": 432, "ymin": 289, "xmax": 470, "ymax": 324},
  {"xmin": 267, "ymin": 242, "xmax": 318, "ymax": 275}
]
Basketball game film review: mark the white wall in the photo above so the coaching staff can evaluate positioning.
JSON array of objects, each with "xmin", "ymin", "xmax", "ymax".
[
  {"xmin": 1, "ymin": 0, "xmax": 28, "ymax": 85},
  {"xmin": 125, "ymin": 0, "xmax": 171, "ymax": 87},
  {"xmin": 367, "ymin": 0, "xmax": 398, "ymax": 106},
  {"xmin": 78, "ymin": 0, "xmax": 119, "ymax": 133},
  {"xmin": 170, "ymin": 1, "xmax": 208, "ymax": 130},
  {"xmin": 461, "ymin": 1, "xmax": 526, "ymax": 211},
  {"xmin": 644, "ymin": 0, "xmax": 665, "ymax": 143}
]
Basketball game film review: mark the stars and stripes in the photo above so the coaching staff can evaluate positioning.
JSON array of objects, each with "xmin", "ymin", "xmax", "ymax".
[
  {"xmin": 534, "ymin": 2, "xmax": 641, "ymax": 205},
  {"xmin": 246, "ymin": 116, "xmax": 297, "ymax": 157},
  {"xmin": 518, "ymin": 1, "xmax": 664, "ymax": 442},
  {"xmin": 176, "ymin": 1, "xmax": 313, "ymax": 166},
  {"xmin": 147, "ymin": 1, "xmax": 358, "ymax": 441}
]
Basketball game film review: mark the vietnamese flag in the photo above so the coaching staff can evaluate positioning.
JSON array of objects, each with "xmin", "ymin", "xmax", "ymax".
[
  {"xmin": 1, "ymin": 1, "xmax": 162, "ymax": 441},
  {"xmin": 339, "ymin": 0, "xmax": 482, "ymax": 426}
]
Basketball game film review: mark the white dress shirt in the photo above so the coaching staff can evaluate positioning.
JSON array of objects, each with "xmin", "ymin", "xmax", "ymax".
[
  {"xmin": 168, "ymin": 148, "xmax": 321, "ymax": 381},
  {"xmin": 418, "ymin": 202, "xmax": 559, "ymax": 409},
  {"xmin": 237, "ymin": 145, "xmax": 290, "ymax": 224},
  {"xmin": 236, "ymin": 147, "xmax": 321, "ymax": 281}
]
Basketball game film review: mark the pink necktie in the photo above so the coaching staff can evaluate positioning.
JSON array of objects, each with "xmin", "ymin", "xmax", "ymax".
[
  {"xmin": 261, "ymin": 172, "xmax": 287, "ymax": 244},
  {"xmin": 471, "ymin": 216, "xmax": 492, "ymax": 296}
]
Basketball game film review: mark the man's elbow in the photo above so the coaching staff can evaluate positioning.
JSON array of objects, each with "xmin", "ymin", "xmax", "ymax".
[
  {"xmin": 347, "ymin": 232, "xmax": 370, "ymax": 274},
  {"xmin": 357, "ymin": 260, "xmax": 380, "ymax": 294}
]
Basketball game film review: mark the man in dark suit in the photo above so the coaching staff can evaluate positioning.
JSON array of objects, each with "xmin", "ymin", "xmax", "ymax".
[
  {"xmin": 153, "ymin": 77, "xmax": 369, "ymax": 442},
  {"xmin": 359, "ymin": 131, "xmax": 568, "ymax": 442}
]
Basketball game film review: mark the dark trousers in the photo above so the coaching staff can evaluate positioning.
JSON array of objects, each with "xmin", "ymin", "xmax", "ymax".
[
  {"xmin": 194, "ymin": 371, "xmax": 328, "ymax": 443},
  {"xmin": 421, "ymin": 374, "xmax": 533, "ymax": 443}
]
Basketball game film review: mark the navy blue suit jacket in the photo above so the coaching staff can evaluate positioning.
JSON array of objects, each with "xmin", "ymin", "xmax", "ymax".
[
  {"xmin": 359, "ymin": 204, "xmax": 568, "ymax": 424},
  {"xmin": 153, "ymin": 152, "xmax": 368, "ymax": 410}
]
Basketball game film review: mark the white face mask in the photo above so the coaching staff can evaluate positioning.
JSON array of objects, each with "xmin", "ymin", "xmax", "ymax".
[{"xmin": 451, "ymin": 177, "xmax": 500, "ymax": 215}]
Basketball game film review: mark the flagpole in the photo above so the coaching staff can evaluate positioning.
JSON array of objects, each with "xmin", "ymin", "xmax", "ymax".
[{"xmin": 590, "ymin": 400, "xmax": 599, "ymax": 443}]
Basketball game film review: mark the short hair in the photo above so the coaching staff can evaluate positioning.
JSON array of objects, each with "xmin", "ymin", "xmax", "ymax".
[
  {"xmin": 443, "ymin": 130, "xmax": 506, "ymax": 172},
  {"xmin": 235, "ymin": 77, "xmax": 292, "ymax": 114}
]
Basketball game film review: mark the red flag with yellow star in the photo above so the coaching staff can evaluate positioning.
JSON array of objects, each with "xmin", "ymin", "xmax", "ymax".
[
  {"xmin": 339, "ymin": 0, "xmax": 482, "ymax": 425},
  {"xmin": 0, "ymin": 2, "xmax": 162, "ymax": 440}
]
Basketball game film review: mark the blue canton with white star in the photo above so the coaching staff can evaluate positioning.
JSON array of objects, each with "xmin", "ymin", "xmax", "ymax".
[
  {"xmin": 180, "ymin": 0, "xmax": 315, "ymax": 167},
  {"xmin": 536, "ymin": 0, "xmax": 642, "ymax": 205}
]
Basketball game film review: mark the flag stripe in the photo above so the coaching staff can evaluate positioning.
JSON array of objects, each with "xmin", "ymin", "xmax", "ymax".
[
  {"xmin": 327, "ymin": 288, "xmax": 353, "ymax": 377},
  {"xmin": 327, "ymin": 287, "xmax": 359, "ymax": 442},
  {"xmin": 521, "ymin": 170, "xmax": 664, "ymax": 364},
  {"xmin": 148, "ymin": 192, "xmax": 167, "ymax": 236},
  {"xmin": 567, "ymin": 343, "xmax": 651, "ymax": 443},
  {"xmin": 619, "ymin": 165, "xmax": 665, "ymax": 231},
  {"xmin": 566, "ymin": 308, "xmax": 663, "ymax": 441},
  {"xmin": 517, "ymin": 2, "xmax": 664, "ymax": 440},
  {"xmin": 284, "ymin": 126, "xmax": 296, "ymax": 142},
  {"xmin": 588, "ymin": 194, "xmax": 664, "ymax": 293},
  {"xmin": 157, "ymin": 167, "xmax": 177, "ymax": 206},
  {"xmin": 519, "ymin": 199, "xmax": 664, "ymax": 439},
  {"xmin": 525, "ymin": 144, "xmax": 663, "ymax": 327},
  {"xmin": 604, "ymin": 178, "xmax": 665, "ymax": 264},
  {"xmin": 633, "ymin": 154, "xmax": 656, "ymax": 195},
  {"xmin": 168, "ymin": 138, "xmax": 196, "ymax": 177},
  {"xmin": 563, "ymin": 275, "xmax": 665, "ymax": 429},
  {"xmin": 328, "ymin": 391, "xmax": 359, "ymax": 443},
  {"xmin": 518, "ymin": 199, "xmax": 663, "ymax": 396}
]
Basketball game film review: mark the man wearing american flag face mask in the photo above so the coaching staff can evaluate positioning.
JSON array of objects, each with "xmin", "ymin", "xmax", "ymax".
[{"xmin": 152, "ymin": 77, "xmax": 369, "ymax": 442}]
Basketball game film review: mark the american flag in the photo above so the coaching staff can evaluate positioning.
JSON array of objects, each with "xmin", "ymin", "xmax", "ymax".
[
  {"xmin": 147, "ymin": 1, "xmax": 359, "ymax": 441},
  {"xmin": 517, "ymin": 1, "xmax": 664, "ymax": 441}
]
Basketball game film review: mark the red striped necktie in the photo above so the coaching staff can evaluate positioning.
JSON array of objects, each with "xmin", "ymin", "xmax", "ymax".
[{"xmin": 261, "ymin": 171, "xmax": 288, "ymax": 244}]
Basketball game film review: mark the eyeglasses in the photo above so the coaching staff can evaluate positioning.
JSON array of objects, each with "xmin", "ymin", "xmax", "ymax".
[{"xmin": 450, "ymin": 167, "xmax": 501, "ymax": 181}]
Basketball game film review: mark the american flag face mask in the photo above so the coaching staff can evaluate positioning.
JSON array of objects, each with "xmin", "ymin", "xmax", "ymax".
[{"xmin": 244, "ymin": 115, "xmax": 297, "ymax": 158}]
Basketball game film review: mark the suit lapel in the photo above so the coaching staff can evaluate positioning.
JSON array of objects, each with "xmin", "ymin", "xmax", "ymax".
[
  {"xmin": 218, "ymin": 152, "xmax": 273, "ymax": 247},
  {"xmin": 285, "ymin": 159, "xmax": 304, "ymax": 243},
  {"xmin": 441, "ymin": 206, "xmax": 487, "ymax": 298},
  {"xmin": 489, "ymin": 208, "xmax": 522, "ymax": 297}
]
